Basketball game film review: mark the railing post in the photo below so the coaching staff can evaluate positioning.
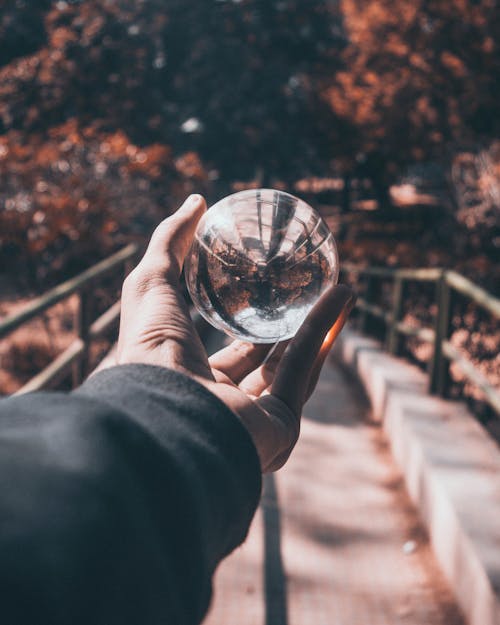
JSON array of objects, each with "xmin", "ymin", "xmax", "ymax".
[
  {"xmin": 72, "ymin": 288, "xmax": 93, "ymax": 387},
  {"xmin": 360, "ymin": 276, "xmax": 376, "ymax": 333},
  {"xmin": 429, "ymin": 271, "xmax": 453, "ymax": 396},
  {"xmin": 387, "ymin": 275, "xmax": 405, "ymax": 355}
]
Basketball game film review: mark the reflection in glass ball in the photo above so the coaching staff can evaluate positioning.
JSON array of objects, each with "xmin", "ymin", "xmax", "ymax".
[{"xmin": 185, "ymin": 189, "xmax": 339, "ymax": 343}]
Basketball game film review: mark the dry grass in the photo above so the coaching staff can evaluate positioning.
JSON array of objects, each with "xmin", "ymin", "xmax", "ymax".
[{"xmin": 0, "ymin": 296, "xmax": 77, "ymax": 394}]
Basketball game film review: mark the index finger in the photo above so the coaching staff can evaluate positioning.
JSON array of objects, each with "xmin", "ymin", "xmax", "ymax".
[
  {"xmin": 208, "ymin": 340, "xmax": 273, "ymax": 384},
  {"xmin": 271, "ymin": 284, "xmax": 355, "ymax": 415}
]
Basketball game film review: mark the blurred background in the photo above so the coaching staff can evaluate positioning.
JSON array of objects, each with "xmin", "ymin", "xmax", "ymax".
[{"xmin": 0, "ymin": 0, "xmax": 498, "ymax": 407}]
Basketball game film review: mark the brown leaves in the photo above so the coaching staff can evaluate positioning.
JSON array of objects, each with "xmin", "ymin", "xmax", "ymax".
[
  {"xmin": 0, "ymin": 0, "xmax": 498, "ymax": 290},
  {"xmin": 0, "ymin": 119, "xmax": 208, "ymax": 287},
  {"xmin": 174, "ymin": 152, "xmax": 208, "ymax": 181}
]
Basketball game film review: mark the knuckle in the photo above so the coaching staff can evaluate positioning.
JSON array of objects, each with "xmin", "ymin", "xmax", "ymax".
[
  {"xmin": 122, "ymin": 267, "xmax": 142, "ymax": 291},
  {"xmin": 152, "ymin": 218, "xmax": 174, "ymax": 242},
  {"xmin": 122, "ymin": 268, "xmax": 149, "ymax": 296},
  {"xmin": 123, "ymin": 262, "xmax": 172, "ymax": 296}
]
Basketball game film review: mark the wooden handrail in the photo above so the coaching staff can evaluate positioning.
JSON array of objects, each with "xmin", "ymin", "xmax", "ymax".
[
  {"xmin": 1, "ymin": 243, "xmax": 140, "ymax": 394},
  {"xmin": 14, "ymin": 339, "xmax": 85, "ymax": 395},
  {"xmin": 2, "ymin": 247, "xmax": 498, "ymax": 413},
  {"xmin": 395, "ymin": 322, "xmax": 434, "ymax": 343},
  {"xmin": 0, "ymin": 243, "xmax": 139, "ymax": 339},
  {"xmin": 445, "ymin": 271, "xmax": 500, "ymax": 317},
  {"xmin": 342, "ymin": 263, "xmax": 442, "ymax": 282},
  {"xmin": 342, "ymin": 263, "xmax": 396, "ymax": 278},
  {"xmin": 341, "ymin": 263, "xmax": 500, "ymax": 416},
  {"xmin": 396, "ymin": 268, "xmax": 443, "ymax": 282}
]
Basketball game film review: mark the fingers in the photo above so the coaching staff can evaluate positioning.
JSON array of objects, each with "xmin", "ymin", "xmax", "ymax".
[
  {"xmin": 209, "ymin": 340, "xmax": 274, "ymax": 384},
  {"xmin": 254, "ymin": 394, "xmax": 299, "ymax": 472},
  {"xmin": 143, "ymin": 194, "xmax": 207, "ymax": 280},
  {"xmin": 238, "ymin": 341, "xmax": 288, "ymax": 396},
  {"xmin": 304, "ymin": 297, "xmax": 355, "ymax": 401},
  {"xmin": 271, "ymin": 284, "xmax": 355, "ymax": 415},
  {"xmin": 207, "ymin": 379, "xmax": 299, "ymax": 473}
]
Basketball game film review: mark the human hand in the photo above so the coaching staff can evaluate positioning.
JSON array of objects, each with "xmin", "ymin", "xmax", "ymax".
[{"xmin": 115, "ymin": 194, "xmax": 355, "ymax": 472}]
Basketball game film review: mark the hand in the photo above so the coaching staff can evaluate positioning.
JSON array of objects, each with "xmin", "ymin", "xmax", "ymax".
[{"xmin": 115, "ymin": 194, "xmax": 355, "ymax": 472}]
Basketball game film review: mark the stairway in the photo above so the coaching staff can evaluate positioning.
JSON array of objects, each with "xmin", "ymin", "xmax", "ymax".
[{"xmin": 203, "ymin": 350, "xmax": 465, "ymax": 625}]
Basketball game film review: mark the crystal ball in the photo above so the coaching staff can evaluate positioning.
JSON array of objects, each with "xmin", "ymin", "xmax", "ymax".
[{"xmin": 184, "ymin": 188, "xmax": 339, "ymax": 343}]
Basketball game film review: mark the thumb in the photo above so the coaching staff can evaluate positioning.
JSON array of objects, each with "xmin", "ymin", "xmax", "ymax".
[{"xmin": 144, "ymin": 194, "xmax": 207, "ymax": 279}]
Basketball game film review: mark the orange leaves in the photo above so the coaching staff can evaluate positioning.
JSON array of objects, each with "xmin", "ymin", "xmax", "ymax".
[
  {"xmin": 101, "ymin": 131, "xmax": 131, "ymax": 157},
  {"xmin": 440, "ymin": 52, "xmax": 467, "ymax": 78},
  {"xmin": 174, "ymin": 152, "xmax": 208, "ymax": 181},
  {"xmin": 414, "ymin": 96, "xmax": 439, "ymax": 126},
  {"xmin": 125, "ymin": 143, "xmax": 172, "ymax": 178},
  {"xmin": 145, "ymin": 144, "xmax": 172, "ymax": 166},
  {"xmin": 0, "ymin": 0, "xmax": 498, "ymax": 290},
  {"xmin": 341, "ymin": 0, "xmax": 420, "ymax": 46},
  {"xmin": 322, "ymin": 0, "xmax": 500, "ymax": 186},
  {"xmin": 35, "ymin": 143, "xmax": 61, "ymax": 166},
  {"xmin": 49, "ymin": 26, "xmax": 78, "ymax": 49},
  {"xmin": 0, "ymin": 110, "xmax": 211, "ymax": 285}
]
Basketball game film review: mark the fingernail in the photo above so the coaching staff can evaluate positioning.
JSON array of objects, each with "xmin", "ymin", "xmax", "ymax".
[{"xmin": 188, "ymin": 194, "xmax": 203, "ymax": 206}]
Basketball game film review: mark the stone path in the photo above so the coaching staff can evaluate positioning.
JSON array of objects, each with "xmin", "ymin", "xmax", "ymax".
[{"xmin": 203, "ymin": 352, "xmax": 465, "ymax": 625}]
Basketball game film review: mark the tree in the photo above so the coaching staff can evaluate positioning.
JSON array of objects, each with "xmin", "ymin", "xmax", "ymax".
[
  {"xmin": 321, "ymin": 0, "xmax": 500, "ymax": 205},
  {"xmin": 0, "ymin": 1, "xmax": 347, "ymax": 182}
]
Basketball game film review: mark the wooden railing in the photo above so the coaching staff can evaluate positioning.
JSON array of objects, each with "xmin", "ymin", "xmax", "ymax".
[
  {"xmin": 0, "ymin": 244, "xmax": 140, "ymax": 395},
  {"xmin": 2, "ymin": 247, "xmax": 498, "ymax": 416},
  {"xmin": 341, "ymin": 263, "xmax": 500, "ymax": 415}
]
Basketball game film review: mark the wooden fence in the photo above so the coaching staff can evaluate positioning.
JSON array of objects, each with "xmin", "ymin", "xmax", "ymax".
[
  {"xmin": 0, "ymin": 244, "xmax": 140, "ymax": 395},
  {"xmin": 1, "ymin": 247, "xmax": 499, "ymax": 416},
  {"xmin": 342, "ymin": 263, "xmax": 500, "ymax": 415}
]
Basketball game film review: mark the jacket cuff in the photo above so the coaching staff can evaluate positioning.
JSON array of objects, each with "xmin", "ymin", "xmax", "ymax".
[{"xmin": 75, "ymin": 364, "xmax": 262, "ymax": 559}]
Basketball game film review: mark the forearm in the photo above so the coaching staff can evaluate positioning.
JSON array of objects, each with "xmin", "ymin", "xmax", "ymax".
[
  {"xmin": 75, "ymin": 365, "xmax": 262, "ymax": 565},
  {"xmin": 0, "ymin": 365, "xmax": 261, "ymax": 625}
]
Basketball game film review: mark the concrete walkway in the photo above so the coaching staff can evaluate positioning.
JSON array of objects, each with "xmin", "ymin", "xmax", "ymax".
[{"xmin": 204, "ymin": 354, "xmax": 465, "ymax": 625}]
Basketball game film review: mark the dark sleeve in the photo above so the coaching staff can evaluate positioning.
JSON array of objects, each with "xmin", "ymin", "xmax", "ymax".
[{"xmin": 0, "ymin": 365, "xmax": 261, "ymax": 625}]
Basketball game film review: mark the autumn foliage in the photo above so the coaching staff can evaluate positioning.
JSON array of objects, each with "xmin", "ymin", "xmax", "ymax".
[
  {"xmin": 0, "ymin": 0, "xmax": 498, "ymax": 405},
  {"xmin": 1, "ymin": 0, "xmax": 499, "ymax": 286}
]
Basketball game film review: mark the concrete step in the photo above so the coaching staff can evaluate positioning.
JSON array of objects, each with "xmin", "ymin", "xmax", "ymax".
[
  {"xmin": 335, "ymin": 328, "xmax": 500, "ymax": 625},
  {"xmin": 204, "ymin": 352, "xmax": 465, "ymax": 625}
]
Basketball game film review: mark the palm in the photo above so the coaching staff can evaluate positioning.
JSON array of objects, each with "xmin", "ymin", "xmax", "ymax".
[
  {"xmin": 205, "ymin": 340, "xmax": 296, "ymax": 472},
  {"xmin": 112, "ymin": 194, "xmax": 354, "ymax": 473}
]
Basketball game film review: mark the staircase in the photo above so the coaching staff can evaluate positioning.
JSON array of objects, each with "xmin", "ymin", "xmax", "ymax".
[{"xmin": 1, "ymin": 244, "xmax": 499, "ymax": 625}]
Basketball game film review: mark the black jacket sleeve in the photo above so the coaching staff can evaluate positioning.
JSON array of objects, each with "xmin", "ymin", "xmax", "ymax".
[{"xmin": 0, "ymin": 365, "xmax": 261, "ymax": 625}]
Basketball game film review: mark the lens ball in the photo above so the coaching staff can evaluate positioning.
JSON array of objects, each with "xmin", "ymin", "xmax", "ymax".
[{"xmin": 185, "ymin": 188, "xmax": 339, "ymax": 343}]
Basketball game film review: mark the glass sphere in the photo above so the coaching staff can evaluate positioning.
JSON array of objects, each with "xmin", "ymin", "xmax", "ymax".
[{"xmin": 185, "ymin": 188, "xmax": 339, "ymax": 343}]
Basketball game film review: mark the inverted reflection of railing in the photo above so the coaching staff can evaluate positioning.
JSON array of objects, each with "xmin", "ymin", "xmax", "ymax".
[
  {"xmin": 341, "ymin": 263, "xmax": 500, "ymax": 416},
  {"xmin": 0, "ymin": 244, "xmax": 140, "ymax": 395}
]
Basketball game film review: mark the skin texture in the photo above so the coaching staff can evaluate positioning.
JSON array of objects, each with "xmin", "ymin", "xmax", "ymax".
[{"xmin": 113, "ymin": 195, "xmax": 355, "ymax": 472}]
